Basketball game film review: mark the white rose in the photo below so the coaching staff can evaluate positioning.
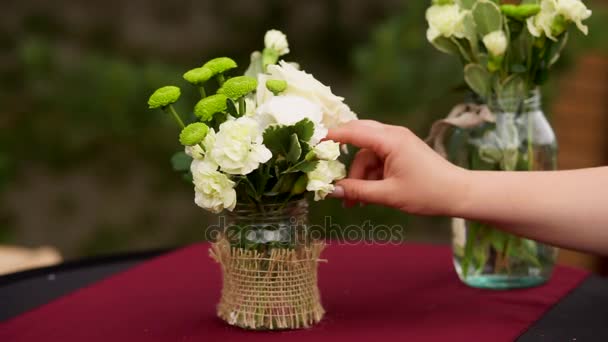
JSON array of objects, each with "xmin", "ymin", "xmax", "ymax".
[
  {"xmin": 256, "ymin": 95, "xmax": 328, "ymax": 145},
  {"xmin": 313, "ymin": 140, "xmax": 340, "ymax": 161},
  {"xmin": 482, "ymin": 30, "xmax": 508, "ymax": 57},
  {"xmin": 206, "ymin": 117, "xmax": 272, "ymax": 175},
  {"xmin": 256, "ymin": 61, "xmax": 357, "ymax": 130},
  {"xmin": 425, "ymin": 4, "xmax": 466, "ymax": 42},
  {"xmin": 191, "ymin": 159, "xmax": 237, "ymax": 213},
  {"xmin": 306, "ymin": 160, "xmax": 346, "ymax": 201},
  {"xmin": 556, "ymin": 0, "xmax": 592, "ymax": 34},
  {"xmin": 264, "ymin": 29, "xmax": 290, "ymax": 56}
]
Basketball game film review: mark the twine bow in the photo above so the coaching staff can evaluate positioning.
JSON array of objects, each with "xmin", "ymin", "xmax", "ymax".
[{"xmin": 425, "ymin": 103, "xmax": 496, "ymax": 158}]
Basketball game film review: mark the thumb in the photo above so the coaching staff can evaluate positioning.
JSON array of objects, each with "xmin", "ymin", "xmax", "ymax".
[{"xmin": 331, "ymin": 179, "xmax": 393, "ymax": 206}]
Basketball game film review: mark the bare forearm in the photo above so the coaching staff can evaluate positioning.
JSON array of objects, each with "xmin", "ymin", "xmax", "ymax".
[{"xmin": 454, "ymin": 167, "xmax": 608, "ymax": 255}]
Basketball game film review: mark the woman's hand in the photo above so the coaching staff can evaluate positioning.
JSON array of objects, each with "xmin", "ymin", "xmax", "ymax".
[{"xmin": 327, "ymin": 120, "xmax": 469, "ymax": 216}]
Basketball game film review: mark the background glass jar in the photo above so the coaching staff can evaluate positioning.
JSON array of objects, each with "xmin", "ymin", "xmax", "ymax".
[{"xmin": 448, "ymin": 88, "xmax": 559, "ymax": 289}]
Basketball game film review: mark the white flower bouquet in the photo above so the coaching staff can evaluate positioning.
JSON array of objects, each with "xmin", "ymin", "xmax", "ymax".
[
  {"xmin": 426, "ymin": 0, "xmax": 591, "ymax": 103},
  {"xmin": 149, "ymin": 30, "xmax": 356, "ymax": 215},
  {"xmin": 148, "ymin": 30, "xmax": 356, "ymax": 330},
  {"xmin": 425, "ymin": 0, "xmax": 592, "ymax": 288}
]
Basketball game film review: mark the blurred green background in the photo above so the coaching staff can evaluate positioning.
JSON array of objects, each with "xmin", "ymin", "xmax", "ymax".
[{"xmin": 1, "ymin": 0, "xmax": 606, "ymax": 259}]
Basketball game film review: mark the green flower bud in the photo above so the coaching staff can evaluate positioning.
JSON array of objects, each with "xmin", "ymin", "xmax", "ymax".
[
  {"xmin": 148, "ymin": 86, "xmax": 181, "ymax": 109},
  {"xmin": 202, "ymin": 57, "xmax": 237, "ymax": 75},
  {"xmin": 266, "ymin": 79, "xmax": 287, "ymax": 95},
  {"xmin": 291, "ymin": 174, "xmax": 308, "ymax": 196},
  {"xmin": 500, "ymin": 4, "xmax": 540, "ymax": 20},
  {"xmin": 194, "ymin": 94, "xmax": 228, "ymax": 121},
  {"xmin": 217, "ymin": 76, "xmax": 257, "ymax": 100},
  {"xmin": 183, "ymin": 67, "xmax": 213, "ymax": 85},
  {"xmin": 179, "ymin": 122, "xmax": 209, "ymax": 146},
  {"xmin": 432, "ymin": 0, "xmax": 453, "ymax": 5}
]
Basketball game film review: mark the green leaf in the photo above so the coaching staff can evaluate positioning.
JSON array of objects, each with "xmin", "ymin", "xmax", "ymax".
[
  {"xmin": 457, "ymin": 0, "xmax": 476, "ymax": 9},
  {"xmin": 462, "ymin": 221, "xmax": 480, "ymax": 278},
  {"xmin": 269, "ymin": 173, "xmax": 298, "ymax": 194},
  {"xmin": 472, "ymin": 0, "xmax": 503, "ymax": 36},
  {"xmin": 293, "ymin": 118, "xmax": 314, "ymax": 142},
  {"xmin": 431, "ymin": 36, "xmax": 460, "ymax": 55},
  {"xmin": 283, "ymin": 160, "xmax": 318, "ymax": 174},
  {"xmin": 489, "ymin": 229, "xmax": 508, "ymax": 253},
  {"xmin": 497, "ymin": 74, "xmax": 526, "ymax": 112},
  {"xmin": 262, "ymin": 119, "xmax": 314, "ymax": 158},
  {"xmin": 462, "ymin": 12, "xmax": 479, "ymax": 57},
  {"xmin": 286, "ymin": 133, "xmax": 302, "ymax": 163},
  {"xmin": 510, "ymin": 63, "xmax": 527, "ymax": 73},
  {"xmin": 464, "ymin": 64, "xmax": 490, "ymax": 99},
  {"xmin": 170, "ymin": 152, "xmax": 192, "ymax": 172}
]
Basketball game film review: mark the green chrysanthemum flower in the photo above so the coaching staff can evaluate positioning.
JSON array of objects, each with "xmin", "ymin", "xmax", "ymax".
[
  {"xmin": 148, "ymin": 86, "xmax": 181, "ymax": 109},
  {"xmin": 203, "ymin": 57, "xmax": 238, "ymax": 75},
  {"xmin": 194, "ymin": 94, "xmax": 228, "ymax": 121},
  {"xmin": 217, "ymin": 76, "xmax": 257, "ymax": 100},
  {"xmin": 183, "ymin": 67, "xmax": 213, "ymax": 85},
  {"xmin": 179, "ymin": 122, "xmax": 210, "ymax": 146},
  {"xmin": 266, "ymin": 79, "xmax": 287, "ymax": 95}
]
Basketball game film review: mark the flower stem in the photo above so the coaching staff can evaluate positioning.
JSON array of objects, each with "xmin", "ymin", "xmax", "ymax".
[
  {"xmin": 167, "ymin": 105, "xmax": 185, "ymax": 129},
  {"xmin": 198, "ymin": 86, "xmax": 207, "ymax": 99},
  {"xmin": 216, "ymin": 74, "xmax": 226, "ymax": 87},
  {"xmin": 238, "ymin": 97, "xmax": 245, "ymax": 116}
]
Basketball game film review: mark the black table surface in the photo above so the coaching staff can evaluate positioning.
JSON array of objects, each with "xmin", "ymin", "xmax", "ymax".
[{"xmin": 1, "ymin": 249, "xmax": 607, "ymax": 341}]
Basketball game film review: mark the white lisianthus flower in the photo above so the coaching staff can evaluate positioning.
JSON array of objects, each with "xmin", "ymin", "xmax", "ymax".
[
  {"xmin": 206, "ymin": 117, "xmax": 272, "ymax": 175},
  {"xmin": 313, "ymin": 140, "xmax": 340, "ymax": 161},
  {"xmin": 191, "ymin": 159, "xmax": 237, "ymax": 213},
  {"xmin": 527, "ymin": 0, "xmax": 591, "ymax": 40},
  {"xmin": 425, "ymin": 4, "xmax": 466, "ymax": 42},
  {"xmin": 256, "ymin": 61, "xmax": 358, "ymax": 130},
  {"xmin": 256, "ymin": 95, "xmax": 328, "ymax": 145},
  {"xmin": 264, "ymin": 29, "xmax": 290, "ymax": 56},
  {"xmin": 556, "ymin": 0, "xmax": 592, "ymax": 34},
  {"xmin": 306, "ymin": 160, "xmax": 346, "ymax": 201},
  {"xmin": 482, "ymin": 30, "xmax": 508, "ymax": 57}
]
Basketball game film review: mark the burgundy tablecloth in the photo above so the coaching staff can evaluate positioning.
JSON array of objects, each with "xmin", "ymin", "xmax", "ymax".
[{"xmin": 0, "ymin": 243, "xmax": 588, "ymax": 341}]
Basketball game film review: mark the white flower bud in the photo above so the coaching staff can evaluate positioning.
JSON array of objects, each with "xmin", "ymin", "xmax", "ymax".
[
  {"xmin": 264, "ymin": 29, "xmax": 290, "ymax": 56},
  {"xmin": 482, "ymin": 30, "xmax": 508, "ymax": 57},
  {"xmin": 313, "ymin": 140, "xmax": 341, "ymax": 161}
]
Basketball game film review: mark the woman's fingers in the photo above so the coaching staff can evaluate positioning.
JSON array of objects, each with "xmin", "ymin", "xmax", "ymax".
[
  {"xmin": 326, "ymin": 120, "xmax": 393, "ymax": 158},
  {"xmin": 346, "ymin": 148, "xmax": 382, "ymax": 207},
  {"xmin": 332, "ymin": 178, "xmax": 395, "ymax": 208},
  {"xmin": 348, "ymin": 148, "xmax": 380, "ymax": 180}
]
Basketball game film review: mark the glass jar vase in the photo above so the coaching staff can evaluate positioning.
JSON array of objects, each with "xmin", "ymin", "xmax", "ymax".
[
  {"xmin": 209, "ymin": 199, "xmax": 325, "ymax": 330},
  {"xmin": 449, "ymin": 88, "xmax": 559, "ymax": 289}
]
